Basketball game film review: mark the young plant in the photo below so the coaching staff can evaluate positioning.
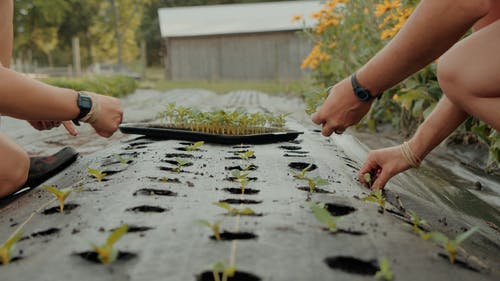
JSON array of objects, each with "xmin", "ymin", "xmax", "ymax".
[
  {"xmin": 214, "ymin": 202, "xmax": 256, "ymax": 216},
  {"xmin": 305, "ymin": 176, "xmax": 329, "ymax": 193},
  {"xmin": 43, "ymin": 185, "xmax": 73, "ymax": 213},
  {"xmin": 238, "ymin": 150, "xmax": 254, "ymax": 160},
  {"xmin": 185, "ymin": 141, "xmax": 204, "ymax": 152},
  {"xmin": 292, "ymin": 164, "xmax": 313, "ymax": 180},
  {"xmin": 429, "ymin": 227, "xmax": 479, "ymax": 264},
  {"xmin": 309, "ymin": 202, "xmax": 339, "ymax": 233},
  {"xmin": 241, "ymin": 163, "xmax": 256, "ymax": 171},
  {"xmin": 197, "ymin": 219, "xmax": 222, "ymax": 240},
  {"xmin": 212, "ymin": 261, "xmax": 236, "ymax": 281},
  {"xmin": 408, "ymin": 210, "xmax": 430, "ymax": 240},
  {"xmin": 159, "ymin": 177, "xmax": 170, "ymax": 182},
  {"xmin": 0, "ymin": 233, "xmax": 23, "ymax": 265},
  {"xmin": 364, "ymin": 173, "xmax": 372, "ymax": 188},
  {"xmin": 375, "ymin": 257, "xmax": 394, "ymax": 281},
  {"xmin": 113, "ymin": 153, "xmax": 133, "ymax": 164},
  {"xmin": 88, "ymin": 167, "xmax": 107, "ymax": 182},
  {"xmin": 90, "ymin": 224, "xmax": 128, "ymax": 265},
  {"xmin": 231, "ymin": 170, "xmax": 249, "ymax": 193},
  {"xmin": 361, "ymin": 190, "xmax": 386, "ymax": 213},
  {"xmin": 174, "ymin": 158, "xmax": 190, "ymax": 173}
]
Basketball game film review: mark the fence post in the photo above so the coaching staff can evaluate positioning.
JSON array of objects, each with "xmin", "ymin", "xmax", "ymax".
[{"xmin": 72, "ymin": 37, "xmax": 81, "ymax": 77}]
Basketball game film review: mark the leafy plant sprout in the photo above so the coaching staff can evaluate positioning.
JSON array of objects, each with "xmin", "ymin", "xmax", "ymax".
[
  {"xmin": 212, "ymin": 261, "xmax": 236, "ymax": 281},
  {"xmin": 309, "ymin": 202, "xmax": 339, "ymax": 233},
  {"xmin": 214, "ymin": 202, "xmax": 256, "ymax": 216},
  {"xmin": 305, "ymin": 176, "xmax": 329, "ymax": 193},
  {"xmin": 90, "ymin": 224, "xmax": 129, "ymax": 265},
  {"xmin": 185, "ymin": 141, "xmax": 204, "ymax": 152},
  {"xmin": 292, "ymin": 163, "xmax": 313, "ymax": 180},
  {"xmin": 113, "ymin": 153, "xmax": 133, "ymax": 164},
  {"xmin": 362, "ymin": 190, "xmax": 386, "ymax": 213},
  {"xmin": 174, "ymin": 158, "xmax": 190, "ymax": 173},
  {"xmin": 231, "ymin": 170, "xmax": 249, "ymax": 194},
  {"xmin": 238, "ymin": 150, "xmax": 254, "ymax": 160},
  {"xmin": 363, "ymin": 172, "xmax": 372, "ymax": 189},
  {"xmin": 43, "ymin": 185, "xmax": 73, "ymax": 213},
  {"xmin": 197, "ymin": 219, "xmax": 222, "ymax": 241},
  {"xmin": 375, "ymin": 257, "xmax": 394, "ymax": 281},
  {"xmin": 0, "ymin": 232, "xmax": 23, "ymax": 265},
  {"xmin": 408, "ymin": 210, "xmax": 431, "ymax": 240},
  {"xmin": 429, "ymin": 227, "xmax": 479, "ymax": 264},
  {"xmin": 87, "ymin": 167, "xmax": 107, "ymax": 182}
]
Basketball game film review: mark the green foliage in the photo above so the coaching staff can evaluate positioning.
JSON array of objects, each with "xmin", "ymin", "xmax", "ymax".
[
  {"xmin": 429, "ymin": 227, "xmax": 479, "ymax": 264},
  {"xmin": 231, "ymin": 170, "xmax": 249, "ymax": 193},
  {"xmin": 212, "ymin": 261, "xmax": 236, "ymax": 281},
  {"xmin": 375, "ymin": 257, "xmax": 394, "ymax": 281},
  {"xmin": 87, "ymin": 167, "xmax": 107, "ymax": 182},
  {"xmin": 309, "ymin": 202, "xmax": 339, "ymax": 233},
  {"xmin": 197, "ymin": 219, "xmax": 222, "ymax": 240},
  {"xmin": 113, "ymin": 154, "xmax": 133, "ymax": 164},
  {"xmin": 361, "ymin": 190, "xmax": 386, "ymax": 213},
  {"xmin": 91, "ymin": 224, "xmax": 128, "ymax": 265},
  {"xmin": 42, "ymin": 76, "xmax": 137, "ymax": 98},
  {"xmin": 185, "ymin": 141, "xmax": 204, "ymax": 152},
  {"xmin": 305, "ymin": 177, "xmax": 329, "ymax": 193},
  {"xmin": 214, "ymin": 202, "xmax": 256, "ymax": 216},
  {"xmin": 292, "ymin": 164, "xmax": 313, "ymax": 180},
  {"xmin": 363, "ymin": 173, "xmax": 372, "ymax": 188},
  {"xmin": 0, "ymin": 233, "xmax": 23, "ymax": 265},
  {"xmin": 43, "ymin": 185, "xmax": 73, "ymax": 212},
  {"xmin": 238, "ymin": 151, "xmax": 255, "ymax": 160},
  {"xmin": 408, "ymin": 210, "xmax": 431, "ymax": 240},
  {"xmin": 174, "ymin": 158, "xmax": 190, "ymax": 173}
]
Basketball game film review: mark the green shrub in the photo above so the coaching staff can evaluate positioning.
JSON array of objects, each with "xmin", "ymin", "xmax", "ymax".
[{"xmin": 42, "ymin": 75, "xmax": 137, "ymax": 98}]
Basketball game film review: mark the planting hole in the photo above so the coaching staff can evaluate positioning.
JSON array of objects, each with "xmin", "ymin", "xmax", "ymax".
[
  {"xmin": 111, "ymin": 225, "xmax": 154, "ymax": 233},
  {"xmin": 288, "ymin": 162, "xmax": 317, "ymax": 171},
  {"xmin": 146, "ymin": 176, "xmax": 181, "ymax": 183},
  {"xmin": 133, "ymin": 188, "xmax": 177, "ymax": 197},
  {"xmin": 297, "ymin": 187, "xmax": 330, "ymax": 194},
  {"xmin": 223, "ymin": 188, "xmax": 260, "ymax": 195},
  {"xmin": 197, "ymin": 271, "xmax": 261, "ymax": 281},
  {"xmin": 324, "ymin": 256, "xmax": 379, "ymax": 275},
  {"xmin": 165, "ymin": 153, "xmax": 195, "ymax": 159},
  {"xmin": 346, "ymin": 163, "xmax": 358, "ymax": 170},
  {"xmin": 336, "ymin": 229, "xmax": 366, "ymax": 236},
  {"xmin": 0, "ymin": 256, "xmax": 23, "ymax": 265},
  {"xmin": 231, "ymin": 145, "xmax": 252, "ymax": 149},
  {"xmin": 210, "ymin": 231, "xmax": 257, "ymax": 241},
  {"xmin": 279, "ymin": 145, "xmax": 302, "ymax": 150},
  {"xmin": 283, "ymin": 154, "xmax": 307, "ymax": 158},
  {"xmin": 75, "ymin": 251, "xmax": 137, "ymax": 264},
  {"xmin": 437, "ymin": 253, "xmax": 480, "ymax": 272},
  {"xmin": 285, "ymin": 151, "xmax": 309, "ymax": 154},
  {"xmin": 43, "ymin": 204, "xmax": 79, "ymax": 215},
  {"xmin": 22, "ymin": 228, "xmax": 60, "ymax": 241},
  {"xmin": 162, "ymin": 160, "xmax": 193, "ymax": 166},
  {"xmin": 126, "ymin": 205, "xmax": 167, "ymax": 213},
  {"xmin": 219, "ymin": 199, "xmax": 262, "ymax": 205},
  {"xmin": 225, "ymin": 165, "xmax": 258, "ymax": 171},
  {"xmin": 159, "ymin": 166, "xmax": 190, "ymax": 173},
  {"xmin": 325, "ymin": 203, "xmax": 356, "ymax": 217},
  {"xmin": 226, "ymin": 177, "xmax": 258, "ymax": 182}
]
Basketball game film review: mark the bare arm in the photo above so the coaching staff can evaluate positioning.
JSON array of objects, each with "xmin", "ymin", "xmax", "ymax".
[{"xmin": 0, "ymin": 0, "xmax": 14, "ymax": 67}]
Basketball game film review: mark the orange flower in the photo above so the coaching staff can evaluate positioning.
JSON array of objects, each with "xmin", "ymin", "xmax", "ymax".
[{"xmin": 292, "ymin": 14, "xmax": 303, "ymax": 22}]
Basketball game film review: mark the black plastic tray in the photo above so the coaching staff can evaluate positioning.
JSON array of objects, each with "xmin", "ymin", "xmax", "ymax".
[{"xmin": 119, "ymin": 123, "xmax": 303, "ymax": 144}]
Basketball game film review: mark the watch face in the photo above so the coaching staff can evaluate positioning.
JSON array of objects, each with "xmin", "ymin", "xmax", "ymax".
[
  {"xmin": 355, "ymin": 88, "xmax": 371, "ymax": 101},
  {"xmin": 79, "ymin": 96, "xmax": 92, "ymax": 109}
]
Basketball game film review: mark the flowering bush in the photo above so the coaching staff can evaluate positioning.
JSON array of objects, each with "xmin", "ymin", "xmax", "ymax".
[{"xmin": 300, "ymin": 0, "xmax": 499, "ymax": 168}]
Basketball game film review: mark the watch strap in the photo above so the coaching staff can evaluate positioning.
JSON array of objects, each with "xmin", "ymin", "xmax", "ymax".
[{"xmin": 72, "ymin": 92, "xmax": 92, "ymax": 126}]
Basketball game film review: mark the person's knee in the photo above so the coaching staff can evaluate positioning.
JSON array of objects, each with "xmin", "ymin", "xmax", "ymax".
[
  {"xmin": 436, "ymin": 52, "xmax": 473, "ymax": 104},
  {"xmin": 0, "ymin": 151, "xmax": 29, "ymax": 198}
]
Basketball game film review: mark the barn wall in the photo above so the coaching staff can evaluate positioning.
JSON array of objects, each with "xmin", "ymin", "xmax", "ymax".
[{"xmin": 165, "ymin": 31, "xmax": 311, "ymax": 80}]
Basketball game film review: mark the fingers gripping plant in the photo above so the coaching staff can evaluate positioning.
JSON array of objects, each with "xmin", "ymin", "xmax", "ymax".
[
  {"xmin": 43, "ymin": 185, "xmax": 73, "ymax": 213},
  {"xmin": 212, "ymin": 261, "xmax": 236, "ymax": 281},
  {"xmin": 364, "ymin": 173, "xmax": 373, "ymax": 189},
  {"xmin": 375, "ymin": 257, "xmax": 394, "ymax": 281},
  {"xmin": 197, "ymin": 220, "xmax": 222, "ymax": 241},
  {"xmin": 91, "ymin": 224, "xmax": 129, "ymax": 265},
  {"xmin": 305, "ymin": 177, "xmax": 329, "ymax": 193},
  {"xmin": 214, "ymin": 202, "xmax": 256, "ymax": 216},
  {"xmin": 309, "ymin": 202, "xmax": 339, "ymax": 233},
  {"xmin": 362, "ymin": 190, "xmax": 386, "ymax": 213},
  {"xmin": 88, "ymin": 168, "xmax": 107, "ymax": 182},
  {"xmin": 0, "ymin": 233, "xmax": 23, "ymax": 265},
  {"xmin": 186, "ymin": 141, "xmax": 204, "ymax": 152},
  {"xmin": 429, "ymin": 227, "xmax": 479, "ymax": 264}
]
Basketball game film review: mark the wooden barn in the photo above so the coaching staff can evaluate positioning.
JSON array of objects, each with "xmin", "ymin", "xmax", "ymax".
[{"xmin": 158, "ymin": 1, "xmax": 321, "ymax": 80}]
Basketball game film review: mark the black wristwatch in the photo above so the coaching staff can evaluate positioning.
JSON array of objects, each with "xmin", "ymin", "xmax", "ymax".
[
  {"xmin": 351, "ymin": 73, "xmax": 380, "ymax": 102},
  {"xmin": 72, "ymin": 92, "xmax": 92, "ymax": 126}
]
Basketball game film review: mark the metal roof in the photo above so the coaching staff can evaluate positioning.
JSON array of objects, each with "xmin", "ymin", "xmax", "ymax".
[{"xmin": 158, "ymin": 1, "xmax": 321, "ymax": 38}]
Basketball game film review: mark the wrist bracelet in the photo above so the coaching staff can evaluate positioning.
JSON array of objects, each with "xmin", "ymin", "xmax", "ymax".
[
  {"xmin": 400, "ymin": 141, "xmax": 421, "ymax": 168},
  {"xmin": 80, "ymin": 95, "xmax": 99, "ymax": 124}
]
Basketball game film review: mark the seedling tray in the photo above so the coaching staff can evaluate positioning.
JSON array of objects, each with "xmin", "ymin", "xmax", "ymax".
[{"xmin": 119, "ymin": 123, "xmax": 303, "ymax": 144}]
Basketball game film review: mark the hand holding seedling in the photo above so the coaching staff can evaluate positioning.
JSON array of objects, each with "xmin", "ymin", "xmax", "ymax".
[
  {"xmin": 197, "ymin": 219, "xmax": 222, "ymax": 240},
  {"xmin": 429, "ymin": 227, "xmax": 479, "ymax": 264},
  {"xmin": 90, "ymin": 224, "xmax": 128, "ymax": 265},
  {"xmin": 309, "ymin": 202, "xmax": 339, "ymax": 233},
  {"xmin": 43, "ymin": 185, "xmax": 72, "ymax": 213},
  {"xmin": 0, "ymin": 232, "xmax": 23, "ymax": 265}
]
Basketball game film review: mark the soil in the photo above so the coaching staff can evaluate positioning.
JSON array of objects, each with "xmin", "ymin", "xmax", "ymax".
[
  {"xmin": 288, "ymin": 162, "xmax": 318, "ymax": 171},
  {"xmin": 75, "ymin": 251, "xmax": 137, "ymax": 264},
  {"xmin": 42, "ymin": 204, "xmax": 80, "ymax": 215},
  {"xmin": 197, "ymin": 271, "xmax": 261, "ymax": 281},
  {"xmin": 218, "ymin": 199, "xmax": 262, "ymax": 205},
  {"xmin": 210, "ymin": 231, "xmax": 258, "ymax": 241},
  {"xmin": 133, "ymin": 188, "xmax": 177, "ymax": 197},
  {"xmin": 324, "ymin": 256, "xmax": 379, "ymax": 275},
  {"xmin": 125, "ymin": 205, "xmax": 167, "ymax": 213}
]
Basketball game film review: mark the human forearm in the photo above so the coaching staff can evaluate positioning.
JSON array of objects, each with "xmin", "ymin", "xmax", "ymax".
[
  {"xmin": 0, "ymin": 66, "xmax": 79, "ymax": 120},
  {"xmin": 408, "ymin": 97, "xmax": 469, "ymax": 160},
  {"xmin": 357, "ymin": 0, "xmax": 491, "ymax": 94},
  {"xmin": 0, "ymin": 0, "xmax": 14, "ymax": 67}
]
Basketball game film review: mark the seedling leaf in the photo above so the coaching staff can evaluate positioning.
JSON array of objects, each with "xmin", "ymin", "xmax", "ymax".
[
  {"xmin": 113, "ymin": 154, "xmax": 133, "ymax": 164},
  {"xmin": 293, "ymin": 164, "xmax": 312, "ymax": 180},
  {"xmin": 361, "ymin": 190, "xmax": 386, "ymax": 212},
  {"xmin": 455, "ymin": 226, "xmax": 479, "ymax": 245},
  {"xmin": 186, "ymin": 141, "xmax": 204, "ymax": 151},
  {"xmin": 43, "ymin": 185, "xmax": 73, "ymax": 212},
  {"xmin": 107, "ymin": 224, "xmax": 128, "ymax": 246},
  {"xmin": 87, "ymin": 168, "xmax": 107, "ymax": 182},
  {"xmin": 309, "ymin": 202, "xmax": 338, "ymax": 232},
  {"xmin": 0, "ymin": 232, "xmax": 23, "ymax": 265},
  {"xmin": 364, "ymin": 173, "xmax": 372, "ymax": 188},
  {"xmin": 196, "ymin": 219, "xmax": 222, "ymax": 240},
  {"xmin": 238, "ymin": 151, "xmax": 254, "ymax": 160},
  {"xmin": 91, "ymin": 224, "xmax": 128, "ymax": 265},
  {"xmin": 375, "ymin": 257, "xmax": 394, "ymax": 281}
]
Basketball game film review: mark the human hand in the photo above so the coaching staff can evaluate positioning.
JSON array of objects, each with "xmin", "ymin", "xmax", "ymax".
[
  {"xmin": 311, "ymin": 78, "xmax": 373, "ymax": 136},
  {"xmin": 358, "ymin": 145, "xmax": 412, "ymax": 190},
  {"xmin": 28, "ymin": 120, "xmax": 78, "ymax": 136},
  {"xmin": 87, "ymin": 93, "xmax": 123, "ymax": 138}
]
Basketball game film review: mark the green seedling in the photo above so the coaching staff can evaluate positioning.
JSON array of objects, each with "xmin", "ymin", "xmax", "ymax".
[
  {"xmin": 362, "ymin": 190, "xmax": 386, "ymax": 213},
  {"xmin": 113, "ymin": 153, "xmax": 133, "ymax": 164},
  {"xmin": 293, "ymin": 164, "xmax": 313, "ymax": 180},
  {"xmin": 242, "ymin": 163, "xmax": 256, "ymax": 171},
  {"xmin": 76, "ymin": 185, "xmax": 84, "ymax": 193},
  {"xmin": 364, "ymin": 173, "xmax": 372, "ymax": 188},
  {"xmin": 305, "ymin": 176, "xmax": 329, "ymax": 193},
  {"xmin": 197, "ymin": 219, "xmax": 222, "ymax": 240},
  {"xmin": 212, "ymin": 261, "xmax": 236, "ymax": 281},
  {"xmin": 429, "ymin": 227, "xmax": 479, "ymax": 264},
  {"xmin": 90, "ymin": 224, "xmax": 128, "ymax": 265},
  {"xmin": 214, "ymin": 202, "xmax": 256, "ymax": 216},
  {"xmin": 43, "ymin": 185, "xmax": 73, "ymax": 213},
  {"xmin": 174, "ymin": 158, "xmax": 190, "ymax": 173},
  {"xmin": 375, "ymin": 257, "xmax": 394, "ymax": 281},
  {"xmin": 0, "ymin": 232, "xmax": 23, "ymax": 265},
  {"xmin": 185, "ymin": 141, "xmax": 204, "ymax": 152},
  {"xmin": 88, "ymin": 167, "xmax": 107, "ymax": 182},
  {"xmin": 408, "ymin": 210, "xmax": 431, "ymax": 240},
  {"xmin": 309, "ymin": 202, "xmax": 339, "ymax": 233},
  {"xmin": 238, "ymin": 150, "xmax": 254, "ymax": 160},
  {"xmin": 231, "ymin": 170, "xmax": 249, "ymax": 193},
  {"xmin": 159, "ymin": 177, "xmax": 170, "ymax": 182}
]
